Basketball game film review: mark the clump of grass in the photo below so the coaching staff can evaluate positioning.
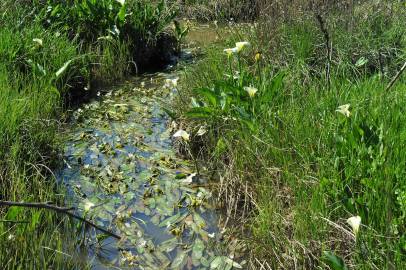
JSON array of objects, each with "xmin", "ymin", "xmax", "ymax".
[
  {"xmin": 174, "ymin": 1, "xmax": 406, "ymax": 269},
  {"xmin": 170, "ymin": 0, "xmax": 262, "ymax": 22},
  {"xmin": 37, "ymin": 0, "xmax": 179, "ymax": 70},
  {"xmin": 0, "ymin": 0, "xmax": 179, "ymax": 268}
]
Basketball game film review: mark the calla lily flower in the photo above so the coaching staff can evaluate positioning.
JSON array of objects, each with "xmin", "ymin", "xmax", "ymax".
[
  {"xmin": 235, "ymin": 41, "xmax": 250, "ymax": 52},
  {"xmin": 33, "ymin": 38, "xmax": 43, "ymax": 46},
  {"xmin": 336, "ymin": 104, "xmax": 351, "ymax": 117},
  {"xmin": 347, "ymin": 215, "xmax": 361, "ymax": 235},
  {"xmin": 224, "ymin": 47, "xmax": 238, "ymax": 57},
  {"xmin": 164, "ymin": 78, "xmax": 179, "ymax": 89},
  {"xmin": 83, "ymin": 200, "xmax": 95, "ymax": 211},
  {"xmin": 244, "ymin": 86, "xmax": 258, "ymax": 97},
  {"xmin": 173, "ymin": 129, "xmax": 190, "ymax": 141}
]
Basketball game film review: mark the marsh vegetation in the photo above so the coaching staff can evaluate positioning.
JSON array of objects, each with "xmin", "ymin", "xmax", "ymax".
[{"xmin": 0, "ymin": 0, "xmax": 405, "ymax": 269}]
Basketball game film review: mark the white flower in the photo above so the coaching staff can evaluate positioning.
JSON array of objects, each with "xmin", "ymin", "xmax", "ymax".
[
  {"xmin": 196, "ymin": 126, "xmax": 207, "ymax": 136},
  {"xmin": 116, "ymin": 0, "xmax": 125, "ymax": 5},
  {"xmin": 173, "ymin": 129, "xmax": 190, "ymax": 141},
  {"xmin": 33, "ymin": 38, "xmax": 43, "ymax": 46},
  {"xmin": 164, "ymin": 78, "xmax": 179, "ymax": 89},
  {"xmin": 347, "ymin": 216, "xmax": 361, "ymax": 235},
  {"xmin": 183, "ymin": 173, "xmax": 197, "ymax": 184},
  {"xmin": 224, "ymin": 47, "xmax": 238, "ymax": 57},
  {"xmin": 336, "ymin": 104, "xmax": 351, "ymax": 117},
  {"xmin": 235, "ymin": 41, "xmax": 250, "ymax": 52},
  {"xmin": 244, "ymin": 86, "xmax": 258, "ymax": 97},
  {"xmin": 83, "ymin": 200, "xmax": 95, "ymax": 211}
]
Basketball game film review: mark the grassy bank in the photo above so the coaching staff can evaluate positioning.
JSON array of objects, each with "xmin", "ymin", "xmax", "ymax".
[
  {"xmin": 174, "ymin": 1, "xmax": 406, "ymax": 269},
  {"xmin": 171, "ymin": 0, "xmax": 261, "ymax": 22},
  {"xmin": 0, "ymin": 0, "xmax": 178, "ymax": 268}
]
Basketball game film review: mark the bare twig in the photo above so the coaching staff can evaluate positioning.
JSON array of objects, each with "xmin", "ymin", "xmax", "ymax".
[
  {"xmin": 316, "ymin": 13, "xmax": 332, "ymax": 88},
  {"xmin": 386, "ymin": 61, "xmax": 406, "ymax": 91},
  {"xmin": 0, "ymin": 201, "xmax": 121, "ymax": 239}
]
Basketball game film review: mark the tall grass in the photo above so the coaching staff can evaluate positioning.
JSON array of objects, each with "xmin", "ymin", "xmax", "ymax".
[
  {"xmin": 171, "ymin": 0, "xmax": 261, "ymax": 21},
  {"xmin": 174, "ymin": 0, "xmax": 406, "ymax": 268},
  {"xmin": 0, "ymin": 0, "xmax": 178, "ymax": 268}
]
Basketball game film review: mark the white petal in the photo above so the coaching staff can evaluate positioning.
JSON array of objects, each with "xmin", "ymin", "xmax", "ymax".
[
  {"xmin": 244, "ymin": 86, "xmax": 258, "ymax": 97},
  {"xmin": 336, "ymin": 104, "xmax": 351, "ymax": 117},
  {"xmin": 173, "ymin": 129, "xmax": 190, "ymax": 141},
  {"xmin": 346, "ymin": 215, "xmax": 361, "ymax": 234},
  {"xmin": 196, "ymin": 126, "xmax": 207, "ymax": 136},
  {"xmin": 235, "ymin": 41, "xmax": 250, "ymax": 52},
  {"xmin": 33, "ymin": 38, "xmax": 43, "ymax": 46},
  {"xmin": 182, "ymin": 173, "xmax": 197, "ymax": 184}
]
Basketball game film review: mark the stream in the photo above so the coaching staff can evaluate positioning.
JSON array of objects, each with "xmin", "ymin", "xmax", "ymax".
[{"xmin": 56, "ymin": 25, "xmax": 244, "ymax": 269}]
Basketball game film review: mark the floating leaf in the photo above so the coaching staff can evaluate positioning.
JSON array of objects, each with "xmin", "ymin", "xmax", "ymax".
[
  {"xmin": 210, "ymin": 256, "xmax": 224, "ymax": 269},
  {"xmin": 158, "ymin": 212, "xmax": 181, "ymax": 227},
  {"xmin": 192, "ymin": 238, "xmax": 205, "ymax": 264},
  {"xmin": 171, "ymin": 249, "xmax": 187, "ymax": 269}
]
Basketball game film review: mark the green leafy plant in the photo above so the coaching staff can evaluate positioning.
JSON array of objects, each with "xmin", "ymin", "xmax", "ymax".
[{"xmin": 323, "ymin": 251, "xmax": 349, "ymax": 270}]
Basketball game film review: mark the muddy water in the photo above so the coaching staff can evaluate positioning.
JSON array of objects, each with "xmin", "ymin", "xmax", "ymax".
[{"xmin": 57, "ymin": 26, "xmax": 243, "ymax": 269}]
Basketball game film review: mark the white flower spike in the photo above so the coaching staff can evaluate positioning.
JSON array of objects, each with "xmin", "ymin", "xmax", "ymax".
[
  {"xmin": 336, "ymin": 104, "xmax": 351, "ymax": 117},
  {"xmin": 173, "ymin": 129, "xmax": 190, "ymax": 141},
  {"xmin": 224, "ymin": 47, "xmax": 238, "ymax": 57},
  {"xmin": 235, "ymin": 41, "xmax": 250, "ymax": 52},
  {"xmin": 244, "ymin": 86, "xmax": 258, "ymax": 97},
  {"xmin": 347, "ymin": 215, "xmax": 361, "ymax": 235}
]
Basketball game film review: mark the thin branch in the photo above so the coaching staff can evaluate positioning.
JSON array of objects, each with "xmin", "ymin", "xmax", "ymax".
[
  {"xmin": 316, "ymin": 13, "xmax": 332, "ymax": 88},
  {"xmin": 386, "ymin": 61, "xmax": 406, "ymax": 91},
  {"xmin": 0, "ymin": 201, "xmax": 121, "ymax": 239}
]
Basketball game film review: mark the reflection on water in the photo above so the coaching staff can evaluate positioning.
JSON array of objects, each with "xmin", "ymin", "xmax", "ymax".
[{"xmin": 57, "ymin": 72, "xmax": 223, "ymax": 269}]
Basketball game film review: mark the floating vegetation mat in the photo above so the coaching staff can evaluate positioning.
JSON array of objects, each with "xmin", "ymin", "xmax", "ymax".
[{"xmin": 57, "ymin": 72, "xmax": 244, "ymax": 269}]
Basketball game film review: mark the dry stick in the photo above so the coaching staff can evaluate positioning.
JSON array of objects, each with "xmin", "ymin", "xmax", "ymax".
[
  {"xmin": 0, "ymin": 201, "xmax": 121, "ymax": 239},
  {"xmin": 386, "ymin": 61, "xmax": 406, "ymax": 92},
  {"xmin": 316, "ymin": 13, "xmax": 332, "ymax": 89}
]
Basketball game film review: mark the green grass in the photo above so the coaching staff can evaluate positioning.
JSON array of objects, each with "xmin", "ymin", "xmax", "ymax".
[
  {"xmin": 174, "ymin": 1, "xmax": 406, "ymax": 268},
  {"xmin": 0, "ymin": 0, "xmax": 177, "ymax": 268},
  {"xmin": 169, "ymin": 0, "xmax": 261, "ymax": 21}
]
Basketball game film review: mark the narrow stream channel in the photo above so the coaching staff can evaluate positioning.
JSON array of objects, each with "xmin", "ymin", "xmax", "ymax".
[{"xmin": 55, "ymin": 26, "xmax": 238, "ymax": 269}]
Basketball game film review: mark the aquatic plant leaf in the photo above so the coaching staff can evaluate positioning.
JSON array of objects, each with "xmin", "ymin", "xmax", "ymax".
[
  {"xmin": 210, "ymin": 256, "xmax": 224, "ymax": 269},
  {"xmin": 159, "ymin": 212, "xmax": 181, "ymax": 227},
  {"xmin": 193, "ymin": 87, "xmax": 218, "ymax": 107},
  {"xmin": 170, "ymin": 250, "xmax": 187, "ymax": 269},
  {"xmin": 186, "ymin": 107, "xmax": 214, "ymax": 119},
  {"xmin": 192, "ymin": 238, "xmax": 205, "ymax": 263},
  {"xmin": 158, "ymin": 237, "xmax": 178, "ymax": 253},
  {"xmin": 55, "ymin": 59, "xmax": 73, "ymax": 79},
  {"xmin": 323, "ymin": 251, "xmax": 348, "ymax": 270}
]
